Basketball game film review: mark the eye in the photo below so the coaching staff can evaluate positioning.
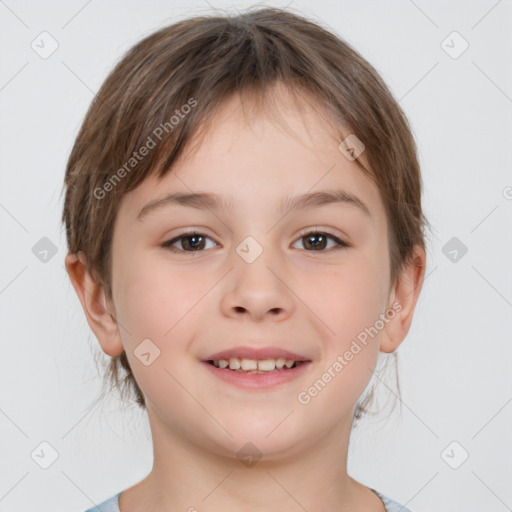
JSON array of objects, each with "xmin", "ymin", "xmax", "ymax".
[
  {"xmin": 292, "ymin": 229, "xmax": 349, "ymax": 252},
  {"xmin": 162, "ymin": 231, "xmax": 217, "ymax": 253},
  {"xmin": 161, "ymin": 229, "xmax": 349, "ymax": 254}
]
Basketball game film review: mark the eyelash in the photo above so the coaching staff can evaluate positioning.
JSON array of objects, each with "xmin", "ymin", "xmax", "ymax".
[{"xmin": 161, "ymin": 229, "xmax": 349, "ymax": 254}]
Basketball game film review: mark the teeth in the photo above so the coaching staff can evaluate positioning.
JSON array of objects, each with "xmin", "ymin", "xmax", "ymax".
[
  {"xmin": 241, "ymin": 358, "xmax": 258, "ymax": 370},
  {"xmin": 212, "ymin": 357, "xmax": 299, "ymax": 372},
  {"xmin": 228, "ymin": 358, "xmax": 241, "ymax": 370},
  {"xmin": 257, "ymin": 359, "xmax": 276, "ymax": 371},
  {"xmin": 275, "ymin": 358, "xmax": 286, "ymax": 369}
]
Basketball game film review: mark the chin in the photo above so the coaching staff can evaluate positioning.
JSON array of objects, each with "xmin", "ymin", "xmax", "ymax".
[{"xmin": 207, "ymin": 417, "xmax": 310, "ymax": 462}]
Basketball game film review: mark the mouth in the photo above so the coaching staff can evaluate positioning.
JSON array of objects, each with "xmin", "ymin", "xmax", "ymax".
[
  {"xmin": 204, "ymin": 358, "xmax": 308, "ymax": 373},
  {"xmin": 201, "ymin": 346, "xmax": 312, "ymax": 389},
  {"xmin": 202, "ymin": 345, "xmax": 310, "ymax": 366}
]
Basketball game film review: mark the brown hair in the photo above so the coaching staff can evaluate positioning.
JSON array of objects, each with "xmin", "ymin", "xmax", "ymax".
[{"xmin": 61, "ymin": 6, "xmax": 430, "ymax": 422}]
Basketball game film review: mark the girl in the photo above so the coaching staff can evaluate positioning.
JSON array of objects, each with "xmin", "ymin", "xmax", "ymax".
[{"xmin": 62, "ymin": 6, "xmax": 428, "ymax": 511}]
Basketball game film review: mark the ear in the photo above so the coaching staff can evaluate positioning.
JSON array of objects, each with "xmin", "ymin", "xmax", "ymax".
[
  {"xmin": 64, "ymin": 251, "xmax": 124, "ymax": 357},
  {"xmin": 380, "ymin": 245, "xmax": 426, "ymax": 353}
]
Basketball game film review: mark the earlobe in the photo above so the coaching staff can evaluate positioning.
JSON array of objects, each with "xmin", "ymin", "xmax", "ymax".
[
  {"xmin": 380, "ymin": 246, "xmax": 426, "ymax": 353},
  {"xmin": 64, "ymin": 251, "xmax": 124, "ymax": 357}
]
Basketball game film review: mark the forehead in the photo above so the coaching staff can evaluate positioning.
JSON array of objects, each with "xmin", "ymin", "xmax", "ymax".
[
  {"xmin": 186, "ymin": 84, "xmax": 367, "ymax": 165},
  {"xmin": 117, "ymin": 85, "xmax": 387, "ymax": 230}
]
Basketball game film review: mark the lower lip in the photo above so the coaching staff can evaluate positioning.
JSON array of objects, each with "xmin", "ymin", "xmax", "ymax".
[{"xmin": 201, "ymin": 361, "xmax": 312, "ymax": 390}]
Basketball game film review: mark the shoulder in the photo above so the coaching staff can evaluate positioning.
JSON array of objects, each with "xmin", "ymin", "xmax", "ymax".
[
  {"xmin": 81, "ymin": 488, "xmax": 411, "ymax": 512},
  {"xmin": 371, "ymin": 488, "xmax": 414, "ymax": 512},
  {"xmin": 82, "ymin": 491, "xmax": 122, "ymax": 512}
]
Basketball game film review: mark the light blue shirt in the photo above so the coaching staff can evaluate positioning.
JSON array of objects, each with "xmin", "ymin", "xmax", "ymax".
[{"xmin": 83, "ymin": 488, "xmax": 413, "ymax": 511}]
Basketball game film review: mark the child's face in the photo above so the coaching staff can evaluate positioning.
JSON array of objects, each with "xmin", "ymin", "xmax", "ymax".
[{"xmin": 108, "ymin": 87, "xmax": 396, "ymax": 458}]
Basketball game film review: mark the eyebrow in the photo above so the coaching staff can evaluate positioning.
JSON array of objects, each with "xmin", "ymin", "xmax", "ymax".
[{"xmin": 136, "ymin": 189, "xmax": 371, "ymax": 221}]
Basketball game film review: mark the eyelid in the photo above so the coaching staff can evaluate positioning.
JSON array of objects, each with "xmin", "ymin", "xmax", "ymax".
[
  {"xmin": 161, "ymin": 229, "xmax": 218, "ymax": 251},
  {"xmin": 295, "ymin": 226, "xmax": 348, "ymax": 241},
  {"xmin": 293, "ymin": 227, "xmax": 349, "ymax": 250}
]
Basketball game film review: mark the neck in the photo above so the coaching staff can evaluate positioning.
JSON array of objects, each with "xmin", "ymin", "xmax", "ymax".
[{"xmin": 119, "ymin": 403, "xmax": 382, "ymax": 512}]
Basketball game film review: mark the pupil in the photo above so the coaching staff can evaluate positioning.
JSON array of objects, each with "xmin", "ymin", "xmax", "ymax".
[
  {"xmin": 185, "ymin": 235, "xmax": 204, "ymax": 250},
  {"xmin": 306, "ymin": 234, "xmax": 325, "ymax": 250}
]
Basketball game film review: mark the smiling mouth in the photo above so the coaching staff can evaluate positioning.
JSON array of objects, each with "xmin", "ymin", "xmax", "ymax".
[{"xmin": 205, "ymin": 358, "xmax": 308, "ymax": 373}]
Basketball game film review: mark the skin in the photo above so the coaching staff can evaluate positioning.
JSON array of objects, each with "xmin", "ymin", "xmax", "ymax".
[{"xmin": 66, "ymin": 84, "xmax": 425, "ymax": 512}]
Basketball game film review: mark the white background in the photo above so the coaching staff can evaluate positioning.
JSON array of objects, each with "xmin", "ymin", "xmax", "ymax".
[{"xmin": 1, "ymin": 1, "xmax": 511, "ymax": 511}]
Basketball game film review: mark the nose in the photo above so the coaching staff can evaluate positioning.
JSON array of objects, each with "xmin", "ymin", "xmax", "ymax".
[{"xmin": 219, "ymin": 253, "xmax": 295, "ymax": 322}]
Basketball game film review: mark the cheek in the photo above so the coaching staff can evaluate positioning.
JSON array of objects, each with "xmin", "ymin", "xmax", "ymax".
[
  {"xmin": 296, "ymin": 262, "xmax": 386, "ymax": 416},
  {"xmin": 298, "ymin": 254, "xmax": 387, "ymax": 401},
  {"xmin": 303, "ymin": 254, "xmax": 388, "ymax": 345},
  {"xmin": 114, "ymin": 254, "xmax": 208, "ymax": 342},
  {"xmin": 113, "ymin": 259, "xmax": 208, "ymax": 405}
]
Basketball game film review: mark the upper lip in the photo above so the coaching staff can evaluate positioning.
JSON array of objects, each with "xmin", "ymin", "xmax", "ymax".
[{"xmin": 202, "ymin": 345, "xmax": 311, "ymax": 362}]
